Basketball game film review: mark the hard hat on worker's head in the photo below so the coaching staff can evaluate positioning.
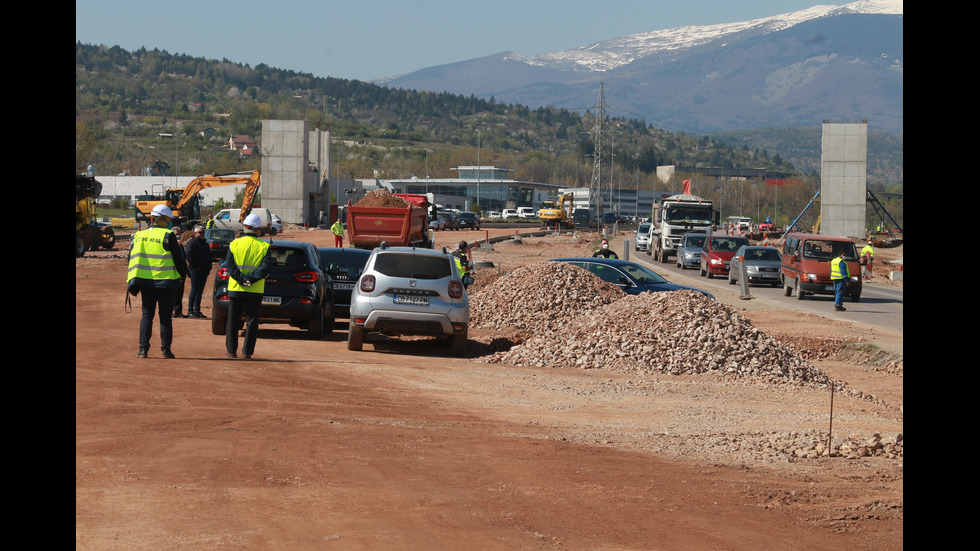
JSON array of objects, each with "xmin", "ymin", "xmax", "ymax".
[
  {"xmin": 243, "ymin": 213, "xmax": 263, "ymax": 228},
  {"xmin": 151, "ymin": 204, "xmax": 173, "ymax": 218}
]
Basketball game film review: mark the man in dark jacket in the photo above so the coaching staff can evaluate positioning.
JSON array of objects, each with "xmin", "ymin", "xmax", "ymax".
[
  {"xmin": 184, "ymin": 224, "xmax": 213, "ymax": 318},
  {"xmin": 592, "ymin": 238, "xmax": 619, "ymax": 259}
]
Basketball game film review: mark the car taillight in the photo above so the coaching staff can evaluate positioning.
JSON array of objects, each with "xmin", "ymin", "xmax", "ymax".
[
  {"xmin": 360, "ymin": 274, "xmax": 375, "ymax": 293},
  {"xmin": 209, "ymin": 243, "xmax": 221, "ymax": 249},
  {"xmin": 449, "ymin": 280, "xmax": 463, "ymax": 299},
  {"xmin": 294, "ymin": 271, "xmax": 319, "ymax": 283},
  {"xmin": 217, "ymin": 267, "xmax": 229, "ymax": 280}
]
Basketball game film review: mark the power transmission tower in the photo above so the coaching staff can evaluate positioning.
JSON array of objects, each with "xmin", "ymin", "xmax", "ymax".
[{"xmin": 586, "ymin": 83, "xmax": 610, "ymax": 217}]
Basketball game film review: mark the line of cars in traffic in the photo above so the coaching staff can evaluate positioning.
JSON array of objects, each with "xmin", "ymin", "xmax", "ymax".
[{"xmin": 636, "ymin": 226, "xmax": 863, "ymax": 303}]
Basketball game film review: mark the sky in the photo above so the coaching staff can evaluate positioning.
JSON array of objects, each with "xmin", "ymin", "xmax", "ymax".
[{"xmin": 76, "ymin": 0, "xmax": 845, "ymax": 83}]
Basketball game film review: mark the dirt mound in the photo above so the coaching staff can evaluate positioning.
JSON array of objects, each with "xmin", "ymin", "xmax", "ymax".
[
  {"xmin": 470, "ymin": 261, "xmax": 623, "ymax": 333},
  {"xmin": 353, "ymin": 189, "xmax": 413, "ymax": 208}
]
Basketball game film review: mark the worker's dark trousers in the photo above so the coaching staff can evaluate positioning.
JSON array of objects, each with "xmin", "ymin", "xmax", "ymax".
[
  {"xmin": 140, "ymin": 287, "xmax": 176, "ymax": 351},
  {"xmin": 226, "ymin": 292, "xmax": 262, "ymax": 356}
]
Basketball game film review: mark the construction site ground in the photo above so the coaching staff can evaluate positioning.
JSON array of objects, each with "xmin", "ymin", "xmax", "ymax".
[{"xmin": 76, "ymin": 226, "xmax": 903, "ymax": 550}]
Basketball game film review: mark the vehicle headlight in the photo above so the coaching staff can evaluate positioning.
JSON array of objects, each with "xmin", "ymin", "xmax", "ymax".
[
  {"xmin": 806, "ymin": 273, "xmax": 818, "ymax": 282},
  {"xmin": 710, "ymin": 258, "xmax": 723, "ymax": 265}
]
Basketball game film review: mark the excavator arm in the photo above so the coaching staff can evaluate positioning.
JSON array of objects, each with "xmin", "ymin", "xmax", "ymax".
[{"xmin": 173, "ymin": 170, "xmax": 261, "ymax": 221}]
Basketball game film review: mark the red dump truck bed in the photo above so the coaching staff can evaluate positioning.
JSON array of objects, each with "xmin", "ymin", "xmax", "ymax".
[{"xmin": 346, "ymin": 193, "xmax": 431, "ymax": 249}]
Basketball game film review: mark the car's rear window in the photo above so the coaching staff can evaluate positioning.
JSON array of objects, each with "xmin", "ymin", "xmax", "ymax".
[
  {"xmin": 374, "ymin": 253, "xmax": 452, "ymax": 279},
  {"xmin": 209, "ymin": 230, "xmax": 235, "ymax": 240},
  {"xmin": 748, "ymin": 248, "xmax": 782, "ymax": 261},
  {"xmin": 270, "ymin": 248, "xmax": 310, "ymax": 269}
]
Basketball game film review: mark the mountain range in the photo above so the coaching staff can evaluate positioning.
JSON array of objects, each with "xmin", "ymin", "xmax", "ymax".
[{"xmin": 376, "ymin": 0, "xmax": 903, "ymax": 134}]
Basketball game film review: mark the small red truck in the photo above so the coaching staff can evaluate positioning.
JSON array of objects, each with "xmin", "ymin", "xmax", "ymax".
[{"xmin": 345, "ymin": 192, "xmax": 432, "ymax": 249}]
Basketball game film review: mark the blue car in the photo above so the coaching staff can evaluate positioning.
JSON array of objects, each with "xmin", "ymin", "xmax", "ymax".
[{"xmin": 550, "ymin": 257, "xmax": 714, "ymax": 299}]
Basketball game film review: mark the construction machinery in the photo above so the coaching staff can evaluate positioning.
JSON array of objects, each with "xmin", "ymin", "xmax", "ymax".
[
  {"xmin": 134, "ymin": 170, "xmax": 261, "ymax": 230},
  {"xmin": 538, "ymin": 193, "xmax": 575, "ymax": 229},
  {"xmin": 76, "ymin": 174, "xmax": 116, "ymax": 257}
]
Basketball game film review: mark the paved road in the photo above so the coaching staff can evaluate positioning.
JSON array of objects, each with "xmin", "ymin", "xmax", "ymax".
[{"xmin": 622, "ymin": 240, "xmax": 904, "ymax": 334}]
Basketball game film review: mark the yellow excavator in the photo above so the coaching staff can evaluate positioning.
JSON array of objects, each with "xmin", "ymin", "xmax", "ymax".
[
  {"xmin": 538, "ymin": 193, "xmax": 575, "ymax": 229},
  {"xmin": 135, "ymin": 170, "xmax": 261, "ymax": 230}
]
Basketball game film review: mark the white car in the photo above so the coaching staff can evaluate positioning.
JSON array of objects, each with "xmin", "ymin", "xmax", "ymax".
[
  {"xmin": 347, "ymin": 244, "xmax": 472, "ymax": 356},
  {"xmin": 271, "ymin": 214, "xmax": 284, "ymax": 235},
  {"xmin": 635, "ymin": 222, "xmax": 653, "ymax": 251}
]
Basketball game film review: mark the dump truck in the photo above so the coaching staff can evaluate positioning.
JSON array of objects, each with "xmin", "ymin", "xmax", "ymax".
[
  {"xmin": 650, "ymin": 194, "xmax": 718, "ymax": 264},
  {"xmin": 345, "ymin": 191, "xmax": 432, "ymax": 249},
  {"xmin": 76, "ymin": 174, "xmax": 116, "ymax": 257},
  {"xmin": 538, "ymin": 193, "xmax": 575, "ymax": 229},
  {"xmin": 134, "ymin": 170, "xmax": 261, "ymax": 230}
]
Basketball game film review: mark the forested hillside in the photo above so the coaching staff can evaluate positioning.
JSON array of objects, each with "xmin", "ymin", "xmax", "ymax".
[{"xmin": 75, "ymin": 43, "xmax": 902, "ymax": 197}]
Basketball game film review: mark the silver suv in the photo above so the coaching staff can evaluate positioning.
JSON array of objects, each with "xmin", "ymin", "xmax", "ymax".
[{"xmin": 348, "ymin": 244, "xmax": 471, "ymax": 355}]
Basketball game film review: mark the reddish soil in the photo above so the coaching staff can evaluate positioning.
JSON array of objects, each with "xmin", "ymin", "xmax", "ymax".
[{"xmin": 76, "ymin": 226, "xmax": 902, "ymax": 550}]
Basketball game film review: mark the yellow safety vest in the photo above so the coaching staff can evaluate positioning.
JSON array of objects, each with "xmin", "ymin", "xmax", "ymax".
[
  {"xmin": 454, "ymin": 254, "xmax": 470, "ymax": 276},
  {"xmin": 127, "ymin": 226, "xmax": 178, "ymax": 283},
  {"xmin": 861, "ymin": 245, "xmax": 874, "ymax": 258},
  {"xmin": 228, "ymin": 236, "xmax": 270, "ymax": 294},
  {"xmin": 331, "ymin": 222, "xmax": 344, "ymax": 237},
  {"xmin": 830, "ymin": 257, "xmax": 848, "ymax": 280}
]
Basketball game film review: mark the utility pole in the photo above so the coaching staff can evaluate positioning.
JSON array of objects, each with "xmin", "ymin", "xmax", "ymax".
[{"xmin": 586, "ymin": 84, "xmax": 610, "ymax": 219}]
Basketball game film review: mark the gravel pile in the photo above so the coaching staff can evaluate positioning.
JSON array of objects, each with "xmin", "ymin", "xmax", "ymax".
[
  {"xmin": 470, "ymin": 261, "xmax": 624, "ymax": 333},
  {"xmin": 473, "ymin": 261, "xmax": 833, "ymax": 387}
]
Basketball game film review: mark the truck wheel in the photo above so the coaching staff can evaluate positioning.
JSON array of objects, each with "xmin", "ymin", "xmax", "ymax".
[
  {"xmin": 795, "ymin": 278, "xmax": 806, "ymax": 300},
  {"xmin": 347, "ymin": 322, "xmax": 364, "ymax": 351},
  {"xmin": 100, "ymin": 227, "xmax": 116, "ymax": 250},
  {"xmin": 75, "ymin": 232, "xmax": 86, "ymax": 258},
  {"xmin": 783, "ymin": 280, "xmax": 793, "ymax": 297},
  {"xmin": 660, "ymin": 251, "xmax": 669, "ymax": 264}
]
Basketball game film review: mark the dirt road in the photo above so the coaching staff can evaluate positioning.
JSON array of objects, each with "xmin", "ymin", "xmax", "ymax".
[{"xmin": 76, "ymin": 226, "xmax": 902, "ymax": 550}]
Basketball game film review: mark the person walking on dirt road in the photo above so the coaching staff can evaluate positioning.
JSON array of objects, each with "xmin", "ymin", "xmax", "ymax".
[
  {"xmin": 331, "ymin": 219, "xmax": 345, "ymax": 248},
  {"xmin": 127, "ymin": 204, "xmax": 188, "ymax": 359},
  {"xmin": 184, "ymin": 224, "xmax": 212, "ymax": 318},
  {"xmin": 221, "ymin": 213, "xmax": 272, "ymax": 359},
  {"xmin": 861, "ymin": 239, "xmax": 875, "ymax": 281}
]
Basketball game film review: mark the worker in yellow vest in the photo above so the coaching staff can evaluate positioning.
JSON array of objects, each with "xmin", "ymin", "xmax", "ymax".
[
  {"xmin": 127, "ymin": 204, "xmax": 188, "ymax": 358},
  {"xmin": 221, "ymin": 213, "xmax": 272, "ymax": 359},
  {"xmin": 860, "ymin": 239, "xmax": 874, "ymax": 281},
  {"xmin": 830, "ymin": 249, "xmax": 850, "ymax": 312}
]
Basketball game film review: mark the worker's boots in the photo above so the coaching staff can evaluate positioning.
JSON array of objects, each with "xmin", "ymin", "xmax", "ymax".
[
  {"xmin": 161, "ymin": 348, "xmax": 176, "ymax": 359},
  {"xmin": 137, "ymin": 348, "xmax": 148, "ymax": 359}
]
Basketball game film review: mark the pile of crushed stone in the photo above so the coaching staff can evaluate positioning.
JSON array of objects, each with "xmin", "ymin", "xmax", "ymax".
[
  {"xmin": 354, "ymin": 189, "xmax": 418, "ymax": 209},
  {"xmin": 472, "ymin": 261, "xmax": 833, "ymax": 387},
  {"xmin": 470, "ymin": 261, "xmax": 624, "ymax": 333}
]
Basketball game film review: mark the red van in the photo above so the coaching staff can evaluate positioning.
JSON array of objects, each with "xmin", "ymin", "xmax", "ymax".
[
  {"xmin": 699, "ymin": 235, "xmax": 749, "ymax": 278},
  {"xmin": 779, "ymin": 233, "xmax": 862, "ymax": 302}
]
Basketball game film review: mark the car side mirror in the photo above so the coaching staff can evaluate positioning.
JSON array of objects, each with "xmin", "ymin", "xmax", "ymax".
[
  {"xmin": 462, "ymin": 275, "xmax": 474, "ymax": 288},
  {"xmin": 617, "ymin": 277, "xmax": 632, "ymax": 287}
]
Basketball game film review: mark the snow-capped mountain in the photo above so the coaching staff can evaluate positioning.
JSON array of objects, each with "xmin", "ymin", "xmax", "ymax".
[{"xmin": 378, "ymin": 0, "xmax": 903, "ymax": 133}]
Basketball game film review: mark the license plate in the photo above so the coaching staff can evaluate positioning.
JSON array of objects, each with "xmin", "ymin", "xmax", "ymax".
[
  {"xmin": 394, "ymin": 294, "xmax": 428, "ymax": 306},
  {"xmin": 262, "ymin": 296, "xmax": 281, "ymax": 305},
  {"xmin": 334, "ymin": 282, "xmax": 355, "ymax": 290}
]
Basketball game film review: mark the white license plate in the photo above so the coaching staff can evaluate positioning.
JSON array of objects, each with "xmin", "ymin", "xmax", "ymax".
[
  {"xmin": 334, "ymin": 282, "xmax": 355, "ymax": 290},
  {"xmin": 262, "ymin": 296, "xmax": 281, "ymax": 305},
  {"xmin": 394, "ymin": 294, "xmax": 428, "ymax": 306}
]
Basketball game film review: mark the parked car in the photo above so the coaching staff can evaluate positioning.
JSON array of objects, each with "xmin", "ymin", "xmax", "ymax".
[
  {"xmin": 517, "ymin": 207, "xmax": 536, "ymax": 219},
  {"xmin": 438, "ymin": 210, "xmax": 461, "ymax": 230},
  {"xmin": 318, "ymin": 247, "xmax": 372, "ymax": 319},
  {"xmin": 779, "ymin": 232, "xmax": 862, "ymax": 302},
  {"xmin": 635, "ymin": 222, "xmax": 653, "ymax": 251},
  {"xmin": 675, "ymin": 233, "xmax": 707, "ymax": 269},
  {"xmin": 487, "ymin": 211, "xmax": 502, "ymax": 219},
  {"xmin": 728, "ymin": 245, "xmax": 782, "ymax": 287},
  {"xmin": 428, "ymin": 214, "xmax": 446, "ymax": 231},
  {"xmin": 211, "ymin": 240, "xmax": 335, "ymax": 339},
  {"xmin": 600, "ymin": 212, "xmax": 619, "ymax": 225},
  {"xmin": 550, "ymin": 257, "xmax": 713, "ymax": 298},
  {"xmin": 348, "ymin": 244, "xmax": 473, "ymax": 356},
  {"xmin": 699, "ymin": 235, "xmax": 750, "ymax": 279},
  {"xmin": 270, "ymin": 214, "xmax": 284, "ymax": 235},
  {"xmin": 456, "ymin": 212, "xmax": 481, "ymax": 230},
  {"xmin": 204, "ymin": 228, "xmax": 237, "ymax": 262},
  {"xmin": 501, "ymin": 209, "xmax": 518, "ymax": 219}
]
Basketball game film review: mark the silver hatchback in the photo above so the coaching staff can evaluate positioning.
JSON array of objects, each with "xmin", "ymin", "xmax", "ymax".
[
  {"xmin": 728, "ymin": 245, "xmax": 782, "ymax": 286},
  {"xmin": 347, "ymin": 244, "xmax": 471, "ymax": 355},
  {"xmin": 675, "ymin": 233, "xmax": 707, "ymax": 269}
]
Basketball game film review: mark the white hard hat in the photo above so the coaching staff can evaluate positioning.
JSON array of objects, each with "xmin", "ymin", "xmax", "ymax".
[
  {"xmin": 243, "ymin": 213, "xmax": 262, "ymax": 228},
  {"xmin": 151, "ymin": 204, "xmax": 173, "ymax": 218}
]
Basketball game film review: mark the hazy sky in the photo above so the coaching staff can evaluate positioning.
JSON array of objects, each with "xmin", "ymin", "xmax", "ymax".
[{"xmin": 76, "ymin": 0, "xmax": 841, "ymax": 82}]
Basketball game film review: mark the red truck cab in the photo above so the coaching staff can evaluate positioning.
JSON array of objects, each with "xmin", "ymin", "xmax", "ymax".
[{"xmin": 700, "ymin": 235, "xmax": 749, "ymax": 278}]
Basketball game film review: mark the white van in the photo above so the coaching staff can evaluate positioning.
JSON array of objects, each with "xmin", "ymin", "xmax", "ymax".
[
  {"xmin": 517, "ymin": 207, "xmax": 536, "ymax": 219},
  {"xmin": 501, "ymin": 209, "xmax": 518, "ymax": 219},
  {"xmin": 212, "ymin": 207, "xmax": 274, "ymax": 236}
]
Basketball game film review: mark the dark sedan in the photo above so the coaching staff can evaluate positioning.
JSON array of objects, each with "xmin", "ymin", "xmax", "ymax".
[
  {"xmin": 211, "ymin": 240, "xmax": 335, "ymax": 339},
  {"xmin": 204, "ymin": 228, "xmax": 236, "ymax": 261},
  {"xmin": 550, "ymin": 257, "xmax": 714, "ymax": 298},
  {"xmin": 318, "ymin": 247, "xmax": 372, "ymax": 319},
  {"xmin": 456, "ymin": 212, "xmax": 481, "ymax": 229}
]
